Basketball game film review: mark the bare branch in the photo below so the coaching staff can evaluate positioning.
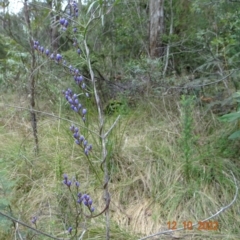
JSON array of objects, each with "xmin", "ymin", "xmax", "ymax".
[
  {"xmin": 104, "ymin": 115, "xmax": 121, "ymax": 138},
  {"xmin": 0, "ymin": 211, "xmax": 66, "ymax": 240},
  {"xmin": 3, "ymin": 104, "xmax": 100, "ymax": 137}
]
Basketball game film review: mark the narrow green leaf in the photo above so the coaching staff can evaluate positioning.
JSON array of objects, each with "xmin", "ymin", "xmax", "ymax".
[
  {"xmin": 219, "ymin": 111, "xmax": 240, "ymax": 122},
  {"xmin": 229, "ymin": 130, "xmax": 240, "ymax": 140}
]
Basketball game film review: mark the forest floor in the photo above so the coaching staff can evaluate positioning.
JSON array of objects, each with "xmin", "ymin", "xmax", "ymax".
[{"xmin": 0, "ymin": 91, "xmax": 239, "ymax": 240}]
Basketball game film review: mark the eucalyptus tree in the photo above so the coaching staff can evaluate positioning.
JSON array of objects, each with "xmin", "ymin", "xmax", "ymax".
[{"xmin": 149, "ymin": 0, "xmax": 164, "ymax": 58}]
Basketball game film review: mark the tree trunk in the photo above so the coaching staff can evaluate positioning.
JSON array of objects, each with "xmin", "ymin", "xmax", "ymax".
[
  {"xmin": 47, "ymin": 0, "xmax": 60, "ymax": 51},
  {"xmin": 24, "ymin": 0, "xmax": 39, "ymax": 153},
  {"xmin": 149, "ymin": 0, "xmax": 165, "ymax": 58}
]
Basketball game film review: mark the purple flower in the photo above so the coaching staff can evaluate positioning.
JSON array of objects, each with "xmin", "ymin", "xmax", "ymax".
[
  {"xmin": 64, "ymin": 19, "xmax": 69, "ymax": 28},
  {"xmin": 83, "ymin": 140, "xmax": 88, "ymax": 147},
  {"xmin": 78, "ymin": 75, "xmax": 83, "ymax": 81},
  {"xmin": 79, "ymin": 135, "xmax": 84, "ymax": 142},
  {"xmin": 73, "ymin": 132, "xmax": 80, "ymax": 139},
  {"xmin": 87, "ymin": 144, "xmax": 92, "ymax": 151},
  {"xmin": 56, "ymin": 53, "xmax": 62, "ymax": 62},
  {"xmin": 75, "ymin": 181, "xmax": 80, "ymax": 188},
  {"xmin": 82, "ymin": 108, "xmax": 87, "ymax": 116},
  {"xmin": 81, "ymin": 83, "xmax": 86, "ymax": 89},
  {"xmin": 31, "ymin": 216, "xmax": 37, "ymax": 224},
  {"xmin": 74, "ymin": 69, "xmax": 79, "ymax": 75},
  {"xmin": 50, "ymin": 53, "xmax": 54, "ymax": 60},
  {"xmin": 66, "ymin": 180, "xmax": 72, "ymax": 187},
  {"xmin": 45, "ymin": 49, "xmax": 50, "ymax": 56},
  {"xmin": 77, "ymin": 48, "xmax": 81, "ymax": 55},
  {"xmin": 68, "ymin": 227, "xmax": 72, "ymax": 234},
  {"xmin": 73, "ymin": 27, "xmax": 77, "ymax": 33},
  {"xmin": 59, "ymin": 18, "xmax": 65, "ymax": 25},
  {"xmin": 84, "ymin": 148, "xmax": 89, "ymax": 156}
]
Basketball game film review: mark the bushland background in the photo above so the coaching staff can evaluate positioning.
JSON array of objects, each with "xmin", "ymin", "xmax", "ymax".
[{"xmin": 0, "ymin": 0, "xmax": 240, "ymax": 239}]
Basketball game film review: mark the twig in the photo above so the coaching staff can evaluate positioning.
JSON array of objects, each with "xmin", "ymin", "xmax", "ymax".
[
  {"xmin": 166, "ymin": 71, "xmax": 233, "ymax": 92},
  {"xmin": 104, "ymin": 115, "xmax": 121, "ymax": 138},
  {"xmin": 78, "ymin": 229, "xmax": 86, "ymax": 240},
  {"xmin": 163, "ymin": 0, "xmax": 173, "ymax": 77},
  {"xmin": 138, "ymin": 171, "xmax": 238, "ymax": 240},
  {"xmin": 3, "ymin": 104, "xmax": 100, "ymax": 137}
]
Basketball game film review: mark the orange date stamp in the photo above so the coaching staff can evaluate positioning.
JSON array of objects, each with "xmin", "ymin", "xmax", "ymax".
[{"xmin": 167, "ymin": 221, "xmax": 219, "ymax": 231}]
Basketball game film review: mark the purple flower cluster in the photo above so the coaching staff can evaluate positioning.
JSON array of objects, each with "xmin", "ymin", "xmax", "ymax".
[
  {"xmin": 71, "ymin": 0, "xmax": 79, "ymax": 18},
  {"xmin": 33, "ymin": 40, "xmax": 86, "ymax": 90},
  {"xmin": 77, "ymin": 193, "xmax": 94, "ymax": 212},
  {"xmin": 59, "ymin": 17, "xmax": 69, "ymax": 31},
  {"xmin": 59, "ymin": 0, "xmax": 79, "ymax": 31},
  {"xmin": 63, "ymin": 174, "xmax": 72, "ymax": 188},
  {"xmin": 70, "ymin": 125, "xmax": 92, "ymax": 155},
  {"xmin": 33, "ymin": 41, "xmax": 63, "ymax": 63},
  {"xmin": 63, "ymin": 88, "xmax": 87, "ymax": 120},
  {"xmin": 63, "ymin": 174, "xmax": 95, "ymax": 213},
  {"xmin": 63, "ymin": 174, "xmax": 80, "ymax": 188}
]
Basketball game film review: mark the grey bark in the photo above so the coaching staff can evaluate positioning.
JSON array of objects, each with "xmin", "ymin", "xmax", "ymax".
[{"xmin": 149, "ymin": 0, "xmax": 165, "ymax": 58}]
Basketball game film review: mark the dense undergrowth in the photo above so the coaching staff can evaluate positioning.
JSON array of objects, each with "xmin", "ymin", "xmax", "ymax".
[{"xmin": 0, "ymin": 88, "xmax": 239, "ymax": 239}]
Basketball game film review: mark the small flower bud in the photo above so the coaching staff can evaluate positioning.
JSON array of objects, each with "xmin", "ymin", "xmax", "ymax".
[
  {"xmin": 83, "ymin": 140, "xmax": 88, "ymax": 147},
  {"xmin": 45, "ymin": 49, "xmax": 50, "ymax": 56},
  {"xmin": 84, "ymin": 148, "xmax": 89, "ymax": 156},
  {"xmin": 79, "ymin": 135, "xmax": 84, "ymax": 142},
  {"xmin": 81, "ymin": 83, "xmax": 86, "ymax": 89},
  {"xmin": 75, "ymin": 181, "xmax": 80, "ymax": 188},
  {"xmin": 82, "ymin": 108, "xmax": 87, "ymax": 116}
]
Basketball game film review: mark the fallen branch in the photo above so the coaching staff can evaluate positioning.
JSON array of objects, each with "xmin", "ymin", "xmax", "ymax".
[{"xmin": 139, "ymin": 171, "xmax": 238, "ymax": 240}]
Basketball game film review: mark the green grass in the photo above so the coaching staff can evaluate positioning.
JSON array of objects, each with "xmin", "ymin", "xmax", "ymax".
[{"xmin": 0, "ymin": 92, "xmax": 239, "ymax": 239}]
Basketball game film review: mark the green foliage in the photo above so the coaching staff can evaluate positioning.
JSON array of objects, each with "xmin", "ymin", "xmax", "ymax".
[
  {"xmin": 0, "ymin": 35, "xmax": 29, "ymax": 92},
  {"xmin": 219, "ymin": 91, "xmax": 240, "ymax": 139},
  {"xmin": 180, "ymin": 95, "xmax": 195, "ymax": 182}
]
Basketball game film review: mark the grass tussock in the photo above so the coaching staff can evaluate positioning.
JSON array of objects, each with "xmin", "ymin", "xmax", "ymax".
[{"xmin": 0, "ymin": 93, "xmax": 240, "ymax": 239}]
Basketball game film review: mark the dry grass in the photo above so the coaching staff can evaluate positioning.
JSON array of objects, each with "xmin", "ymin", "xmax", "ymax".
[{"xmin": 0, "ymin": 93, "xmax": 240, "ymax": 239}]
